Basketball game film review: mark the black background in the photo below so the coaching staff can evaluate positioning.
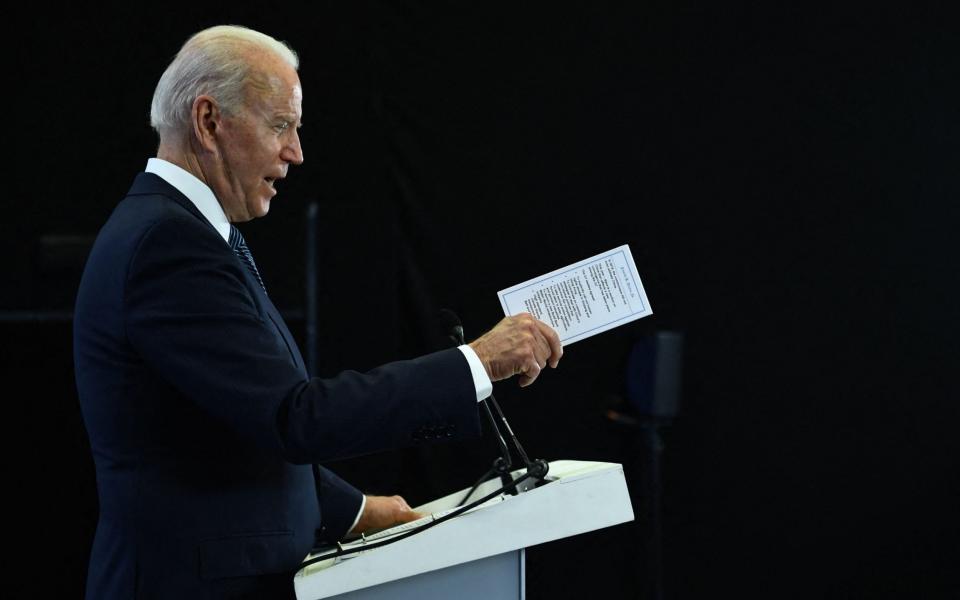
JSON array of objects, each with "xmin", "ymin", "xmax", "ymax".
[{"xmin": 3, "ymin": 3, "xmax": 958, "ymax": 598}]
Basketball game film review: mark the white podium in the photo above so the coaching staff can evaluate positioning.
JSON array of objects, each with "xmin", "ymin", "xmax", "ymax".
[{"xmin": 295, "ymin": 460, "xmax": 634, "ymax": 600}]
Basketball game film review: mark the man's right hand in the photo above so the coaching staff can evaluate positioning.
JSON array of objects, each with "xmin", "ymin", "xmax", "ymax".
[{"xmin": 468, "ymin": 313, "xmax": 563, "ymax": 387}]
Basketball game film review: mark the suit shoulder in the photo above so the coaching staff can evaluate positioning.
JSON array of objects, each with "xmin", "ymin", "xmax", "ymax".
[
  {"xmin": 81, "ymin": 194, "xmax": 229, "ymax": 296},
  {"xmin": 93, "ymin": 194, "xmax": 222, "ymax": 258},
  {"xmin": 112, "ymin": 192, "xmax": 213, "ymax": 236}
]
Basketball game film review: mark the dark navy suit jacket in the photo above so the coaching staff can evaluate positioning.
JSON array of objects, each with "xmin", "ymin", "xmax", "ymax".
[{"xmin": 74, "ymin": 173, "xmax": 480, "ymax": 598}]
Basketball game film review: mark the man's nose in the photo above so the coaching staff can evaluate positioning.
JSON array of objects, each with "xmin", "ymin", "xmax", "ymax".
[{"xmin": 281, "ymin": 129, "xmax": 304, "ymax": 165}]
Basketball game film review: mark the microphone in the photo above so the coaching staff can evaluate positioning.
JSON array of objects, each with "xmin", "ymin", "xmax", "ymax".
[
  {"xmin": 438, "ymin": 308, "xmax": 465, "ymax": 347},
  {"xmin": 438, "ymin": 309, "xmax": 549, "ymax": 503},
  {"xmin": 440, "ymin": 309, "xmax": 513, "ymax": 486}
]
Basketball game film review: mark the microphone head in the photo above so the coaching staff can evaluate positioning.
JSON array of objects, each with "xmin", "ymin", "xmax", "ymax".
[{"xmin": 438, "ymin": 308, "xmax": 465, "ymax": 345}]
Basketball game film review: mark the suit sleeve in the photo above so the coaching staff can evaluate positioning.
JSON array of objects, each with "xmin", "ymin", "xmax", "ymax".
[
  {"xmin": 313, "ymin": 465, "xmax": 364, "ymax": 543},
  {"xmin": 124, "ymin": 217, "xmax": 481, "ymax": 464}
]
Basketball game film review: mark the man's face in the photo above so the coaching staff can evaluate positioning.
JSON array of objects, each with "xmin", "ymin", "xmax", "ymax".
[{"xmin": 210, "ymin": 55, "xmax": 304, "ymax": 222}]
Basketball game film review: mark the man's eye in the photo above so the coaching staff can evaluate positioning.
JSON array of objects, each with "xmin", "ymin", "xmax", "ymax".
[{"xmin": 275, "ymin": 122, "xmax": 290, "ymax": 132}]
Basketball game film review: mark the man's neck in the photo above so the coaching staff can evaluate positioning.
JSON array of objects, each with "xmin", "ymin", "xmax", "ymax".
[{"xmin": 156, "ymin": 141, "xmax": 208, "ymax": 188}]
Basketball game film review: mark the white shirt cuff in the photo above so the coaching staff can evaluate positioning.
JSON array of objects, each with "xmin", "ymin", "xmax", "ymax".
[
  {"xmin": 348, "ymin": 495, "xmax": 367, "ymax": 534},
  {"xmin": 457, "ymin": 344, "xmax": 493, "ymax": 402}
]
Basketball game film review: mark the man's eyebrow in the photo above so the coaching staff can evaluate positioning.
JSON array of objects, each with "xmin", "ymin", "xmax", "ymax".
[{"xmin": 274, "ymin": 112, "xmax": 303, "ymax": 127}]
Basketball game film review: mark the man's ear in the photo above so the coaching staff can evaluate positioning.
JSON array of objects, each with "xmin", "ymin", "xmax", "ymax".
[{"xmin": 191, "ymin": 95, "xmax": 222, "ymax": 154}]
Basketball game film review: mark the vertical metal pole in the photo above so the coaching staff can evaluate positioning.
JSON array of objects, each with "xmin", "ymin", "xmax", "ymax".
[
  {"xmin": 305, "ymin": 201, "xmax": 319, "ymax": 377},
  {"xmin": 641, "ymin": 421, "xmax": 665, "ymax": 600}
]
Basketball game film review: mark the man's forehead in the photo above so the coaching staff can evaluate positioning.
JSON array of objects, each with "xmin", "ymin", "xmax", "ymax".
[
  {"xmin": 270, "ymin": 84, "xmax": 302, "ymax": 119},
  {"xmin": 243, "ymin": 48, "xmax": 301, "ymax": 105},
  {"xmin": 248, "ymin": 72, "xmax": 302, "ymax": 117}
]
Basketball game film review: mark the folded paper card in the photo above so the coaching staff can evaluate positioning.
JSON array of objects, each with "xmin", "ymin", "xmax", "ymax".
[{"xmin": 498, "ymin": 245, "xmax": 653, "ymax": 345}]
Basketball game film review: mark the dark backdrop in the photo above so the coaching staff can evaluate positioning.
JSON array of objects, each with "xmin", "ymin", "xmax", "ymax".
[{"xmin": 3, "ymin": 3, "xmax": 957, "ymax": 598}]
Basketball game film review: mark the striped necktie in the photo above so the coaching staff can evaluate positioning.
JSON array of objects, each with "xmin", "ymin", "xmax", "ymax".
[{"xmin": 229, "ymin": 225, "xmax": 266, "ymax": 293}]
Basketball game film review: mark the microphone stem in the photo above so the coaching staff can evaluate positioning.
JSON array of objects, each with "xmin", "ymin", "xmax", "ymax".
[
  {"xmin": 446, "ymin": 312, "xmax": 548, "ymax": 486},
  {"xmin": 481, "ymin": 397, "xmax": 512, "ymax": 471},
  {"xmin": 488, "ymin": 393, "xmax": 532, "ymax": 467}
]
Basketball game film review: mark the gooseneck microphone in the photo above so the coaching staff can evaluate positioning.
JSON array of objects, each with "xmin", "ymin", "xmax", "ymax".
[
  {"xmin": 438, "ymin": 309, "xmax": 465, "ymax": 349},
  {"xmin": 297, "ymin": 311, "xmax": 551, "ymax": 571},
  {"xmin": 439, "ymin": 309, "xmax": 549, "ymax": 504}
]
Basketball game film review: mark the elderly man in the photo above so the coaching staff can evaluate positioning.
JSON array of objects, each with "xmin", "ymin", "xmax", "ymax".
[{"xmin": 74, "ymin": 25, "xmax": 561, "ymax": 599}]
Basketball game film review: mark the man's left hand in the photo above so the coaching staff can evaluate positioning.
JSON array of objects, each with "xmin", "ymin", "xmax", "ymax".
[{"xmin": 350, "ymin": 495, "xmax": 423, "ymax": 534}]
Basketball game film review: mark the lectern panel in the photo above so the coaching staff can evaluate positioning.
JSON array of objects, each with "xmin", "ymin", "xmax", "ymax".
[{"xmin": 295, "ymin": 460, "xmax": 632, "ymax": 600}]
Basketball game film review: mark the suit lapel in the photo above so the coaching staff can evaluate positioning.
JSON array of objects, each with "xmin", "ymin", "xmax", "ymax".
[
  {"xmin": 265, "ymin": 302, "xmax": 307, "ymax": 375},
  {"xmin": 127, "ymin": 172, "xmax": 308, "ymax": 377}
]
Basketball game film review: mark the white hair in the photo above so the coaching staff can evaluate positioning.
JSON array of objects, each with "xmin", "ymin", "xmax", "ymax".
[{"xmin": 150, "ymin": 25, "xmax": 299, "ymax": 139}]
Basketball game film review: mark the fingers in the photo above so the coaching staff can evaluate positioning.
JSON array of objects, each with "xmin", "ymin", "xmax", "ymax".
[
  {"xmin": 390, "ymin": 495, "xmax": 421, "ymax": 522},
  {"xmin": 353, "ymin": 495, "xmax": 423, "ymax": 533},
  {"xmin": 536, "ymin": 320, "xmax": 564, "ymax": 368},
  {"xmin": 396, "ymin": 512, "xmax": 423, "ymax": 523},
  {"xmin": 530, "ymin": 328, "xmax": 550, "ymax": 369},
  {"xmin": 518, "ymin": 356, "xmax": 541, "ymax": 387},
  {"xmin": 517, "ymin": 316, "xmax": 551, "ymax": 386},
  {"xmin": 467, "ymin": 313, "xmax": 563, "ymax": 387},
  {"xmin": 522, "ymin": 314, "xmax": 562, "ymax": 372}
]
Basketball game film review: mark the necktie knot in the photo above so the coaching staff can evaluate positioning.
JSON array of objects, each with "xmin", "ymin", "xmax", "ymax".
[{"xmin": 229, "ymin": 225, "xmax": 266, "ymax": 293}]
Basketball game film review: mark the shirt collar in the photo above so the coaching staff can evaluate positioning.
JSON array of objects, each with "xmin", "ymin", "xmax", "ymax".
[{"xmin": 145, "ymin": 158, "xmax": 231, "ymax": 243}]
